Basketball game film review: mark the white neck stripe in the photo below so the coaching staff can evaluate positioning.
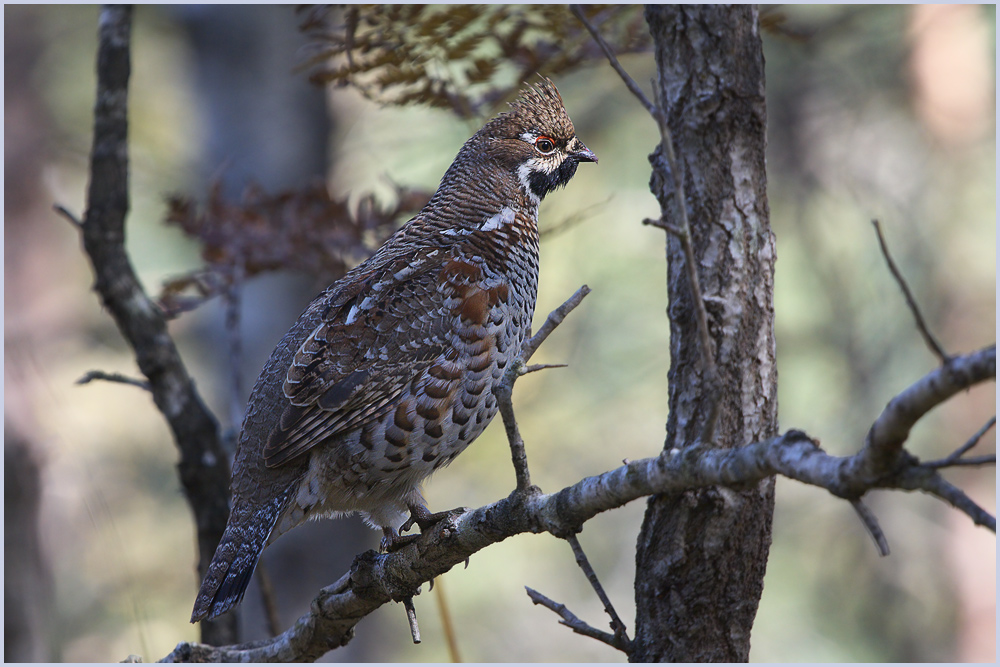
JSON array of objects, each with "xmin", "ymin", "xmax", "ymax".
[{"xmin": 482, "ymin": 206, "xmax": 517, "ymax": 232}]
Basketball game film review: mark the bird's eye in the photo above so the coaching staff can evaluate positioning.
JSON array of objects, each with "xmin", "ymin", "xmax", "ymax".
[{"xmin": 534, "ymin": 136, "xmax": 556, "ymax": 155}]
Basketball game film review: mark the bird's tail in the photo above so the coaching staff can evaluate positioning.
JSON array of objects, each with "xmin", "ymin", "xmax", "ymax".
[{"xmin": 190, "ymin": 489, "xmax": 292, "ymax": 623}]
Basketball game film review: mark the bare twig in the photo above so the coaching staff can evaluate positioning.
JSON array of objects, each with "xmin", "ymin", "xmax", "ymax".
[
  {"xmin": 952, "ymin": 415, "xmax": 997, "ymax": 458},
  {"xmin": 402, "ymin": 597, "xmax": 421, "ymax": 644},
  {"xmin": 498, "ymin": 285, "xmax": 592, "ymax": 492},
  {"xmin": 872, "ymin": 220, "xmax": 949, "ymax": 364},
  {"xmin": 859, "ymin": 345, "xmax": 996, "ymax": 477},
  {"xmin": 922, "ymin": 416, "xmax": 996, "ymax": 468},
  {"xmin": 578, "ymin": 0, "xmax": 719, "ymax": 397},
  {"xmin": 255, "ymin": 561, "xmax": 282, "ymax": 638},
  {"xmin": 649, "ymin": 84, "xmax": 722, "ymax": 443},
  {"xmin": 569, "ymin": 5, "xmax": 657, "ymax": 117},
  {"xmin": 578, "ymin": 1, "xmax": 724, "ymax": 442},
  {"xmin": 924, "ymin": 454, "xmax": 996, "ymax": 469},
  {"xmin": 893, "ymin": 467, "xmax": 996, "ymax": 531},
  {"xmin": 540, "ymin": 196, "xmax": 612, "ymax": 240},
  {"xmin": 76, "ymin": 370, "xmax": 151, "ymax": 391},
  {"xmin": 566, "ymin": 535, "xmax": 630, "ymax": 644},
  {"xmin": 525, "ymin": 586, "xmax": 628, "ymax": 653},
  {"xmin": 53, "ymin": 203, "xmax": 83, "ymax": 227},
  {"xmin": 642, "ymin": 217, "xmax": 683, "ymax": 236},
  {"xmin": 434, "ymin": 577, "xmax": 462, "ymax": 663},
  {"xmin": 496, "ymin": 358, "xmax": 532, "ymax": 492},
  {"xmin": 849, "ymin": 498, "xmax": 890, "ymax": 557},
  {"xmin": 523, "ymin": 363, "xmax": 568, "ymax": 375},
  {"xmin": 521, "ymin": 285, "xmax": 591, "ymax": 361}
]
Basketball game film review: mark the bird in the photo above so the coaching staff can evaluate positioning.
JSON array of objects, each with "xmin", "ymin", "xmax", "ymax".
[{"xmin": 190, "ymin": 78, "xmax": 596, "ymax": 622}]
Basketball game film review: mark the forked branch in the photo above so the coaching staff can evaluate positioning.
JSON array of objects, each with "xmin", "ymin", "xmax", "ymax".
[{"xmin": 74, "ymin": 5, "xmax": 235, "ymax": 645}]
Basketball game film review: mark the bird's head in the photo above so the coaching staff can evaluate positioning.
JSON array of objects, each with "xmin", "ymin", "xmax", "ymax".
[{"xmin": 467, "ymin": 78, "xmax": 597, "ymax": 204}]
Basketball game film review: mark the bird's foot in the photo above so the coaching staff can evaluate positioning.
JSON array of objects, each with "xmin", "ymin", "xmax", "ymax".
[
  {"xmin": 380, "ymin": 504, "xmax": 469, "ymax": 552},
  {"xmin": 401, "ymin": 503, "xmax": 468, "ymax": 533},
  {"xmin": 380, "ymin": 527, "xmax": 421, "ymax": 553}
]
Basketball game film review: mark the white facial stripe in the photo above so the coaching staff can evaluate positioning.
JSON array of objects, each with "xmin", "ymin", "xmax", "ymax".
[
  {"xmin": 520, "ymin": 131, "xmax": 538, "ymax": 143},
  {"xmin": 482, "ymin": 206, "xmax": 516, "ymax": 232},
  {"xmin": 517, "ymin": 161, "xmax": 541, "ymax": 206}
]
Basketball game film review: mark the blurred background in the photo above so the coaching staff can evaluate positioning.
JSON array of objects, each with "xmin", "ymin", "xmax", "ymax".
[{"xmin": 4, "ymin": 4, "xmax": 995, "ymax": 662}]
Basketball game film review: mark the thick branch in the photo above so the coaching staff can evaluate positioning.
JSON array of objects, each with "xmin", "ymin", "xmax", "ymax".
[
  {"xmin": 79, "ymin": 5, "xmax": 234, "ymax": 645},
  {"xmin": 163, "ymin": 427, "xmax": 994, "ymax": 660},
  {"xmin": 160, "ymin": 343, "xmax": 994, "ymax": 661},
  {"xmin": 855, "ymin": 344, "xmax": 996, "ymax": 482}
]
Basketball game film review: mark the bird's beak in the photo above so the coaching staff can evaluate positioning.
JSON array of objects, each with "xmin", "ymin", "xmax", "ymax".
[{"xmin": 570, "ymin": 138, "xmax": 598, "ymax": 163}]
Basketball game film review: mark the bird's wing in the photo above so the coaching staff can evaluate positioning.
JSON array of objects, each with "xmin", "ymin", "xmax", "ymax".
[{"xmin": 262, "ymin": 243, "xmax": 500, "ymax": 468}]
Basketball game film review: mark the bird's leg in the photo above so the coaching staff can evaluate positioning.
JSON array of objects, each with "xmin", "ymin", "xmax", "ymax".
[{"xmin": 400, "ymin": 502, "xmax": 468, "ymax": 533}]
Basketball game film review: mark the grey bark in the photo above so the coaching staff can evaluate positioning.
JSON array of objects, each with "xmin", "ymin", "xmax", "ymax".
[{"xmin": 633, "ymin": 6, "xmax": 777, "ymax": 662}]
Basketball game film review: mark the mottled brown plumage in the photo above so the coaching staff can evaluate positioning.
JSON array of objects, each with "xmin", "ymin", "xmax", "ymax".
[{"xmin": 191, "ymin": 79, "xmax": 595, "ymax": 622}]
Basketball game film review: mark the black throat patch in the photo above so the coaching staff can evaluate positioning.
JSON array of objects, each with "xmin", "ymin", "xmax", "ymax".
[{"xmin": 527, "ymin": 159, "xmax": 580, "ymax": 200}]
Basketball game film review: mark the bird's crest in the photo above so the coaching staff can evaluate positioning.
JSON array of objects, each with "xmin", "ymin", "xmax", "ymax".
[{"xmin": 482, "ymin": 77, "xmax": 576, "ymax": 141}]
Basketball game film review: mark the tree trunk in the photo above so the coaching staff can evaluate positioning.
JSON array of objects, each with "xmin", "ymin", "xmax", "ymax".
[{"xmin": 633, "ymin": 6, "xmax": 777, "ymax": 662}]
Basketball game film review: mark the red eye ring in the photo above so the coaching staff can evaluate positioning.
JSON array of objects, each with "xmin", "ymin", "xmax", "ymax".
[{"xmin": 534, "ymin": 136, "xmax": 556, "ymax": 154}]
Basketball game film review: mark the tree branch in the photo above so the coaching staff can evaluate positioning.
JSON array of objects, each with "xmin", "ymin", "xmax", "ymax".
[
  {"xmin": 525, "ymin": 586, "xmax": 627, "ymax": 652},
  {"xmin": 521, "ymin": 285, "xmax": 591, "ymax": 361},
  {"xmin": 856, "ymin": 344, "xmax": 996, "ymax": 481},
  {"xmin": 496, "ymin": 358, "xmax": 533, "ymax": 492},
  {"xmin": 922, "ymin": 416, "xmax": 996, "ymax": 468},
  {"xmin": 565, "ymin": 535, "xmax": 630, "ymax": 644},
  {"xmin": 573, "ymin": 3, "xmax": 722, "ymax": 442},
  {"xmin": 849, "ymin": 498, "xmax": 890, "ymax": 557},
  {"xmin": 872, "ymin": 220, "xmax": 949, "ymax": 364},
  {"xmin": 569, "ymin": 5, "xmax": 657, "ymax": 117},
  {"xmin": 159, "ymin": 343, "xmax": 994, "ymax": 661},
  {"xmin": 79, "ymin": 5, "xmax": 235, "ymax": 645},
  {"xmin": 76, "ymin": 370, "xmax": 151, "ymax": 391},
  {"xmin": 496, "ymin": 285, "xmax": 592, "ymax": 492},
  {"xmin": 923, "ymin": 454, "xmax": 995, "ymax": 469}
]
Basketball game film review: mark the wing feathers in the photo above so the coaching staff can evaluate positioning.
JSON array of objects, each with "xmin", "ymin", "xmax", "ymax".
[{"xmin": 262, "ymin": 248, "xmax": 468, "ymax": 467}]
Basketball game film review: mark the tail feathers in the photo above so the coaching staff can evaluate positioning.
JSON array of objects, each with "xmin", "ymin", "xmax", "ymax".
[{"xmin": 190, "ymin": 492, "xmax": 290, "ymax": 623}]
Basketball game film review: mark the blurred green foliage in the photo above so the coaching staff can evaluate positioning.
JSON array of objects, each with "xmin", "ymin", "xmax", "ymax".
[{"xmin": 5, "ymin": 4, "xmax": 993, "ymax": 662}]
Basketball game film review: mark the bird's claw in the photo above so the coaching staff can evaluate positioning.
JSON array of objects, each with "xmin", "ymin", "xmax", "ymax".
[
  {"xmin": 380, "ymin": 528, "xmax": 421, "ymax": 553},
  {"xmin": 401, "ymin": 504, "xmax": 468, "ymax": 533}
]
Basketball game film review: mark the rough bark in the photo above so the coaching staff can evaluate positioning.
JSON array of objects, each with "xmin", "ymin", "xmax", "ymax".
[
  {"xmin": 71, "ymin": 6, "xmax": 995, "ymax": 662},
  {"xmin": 633, "ymin": 6, "xmax": 777, "ymax": 662}
]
